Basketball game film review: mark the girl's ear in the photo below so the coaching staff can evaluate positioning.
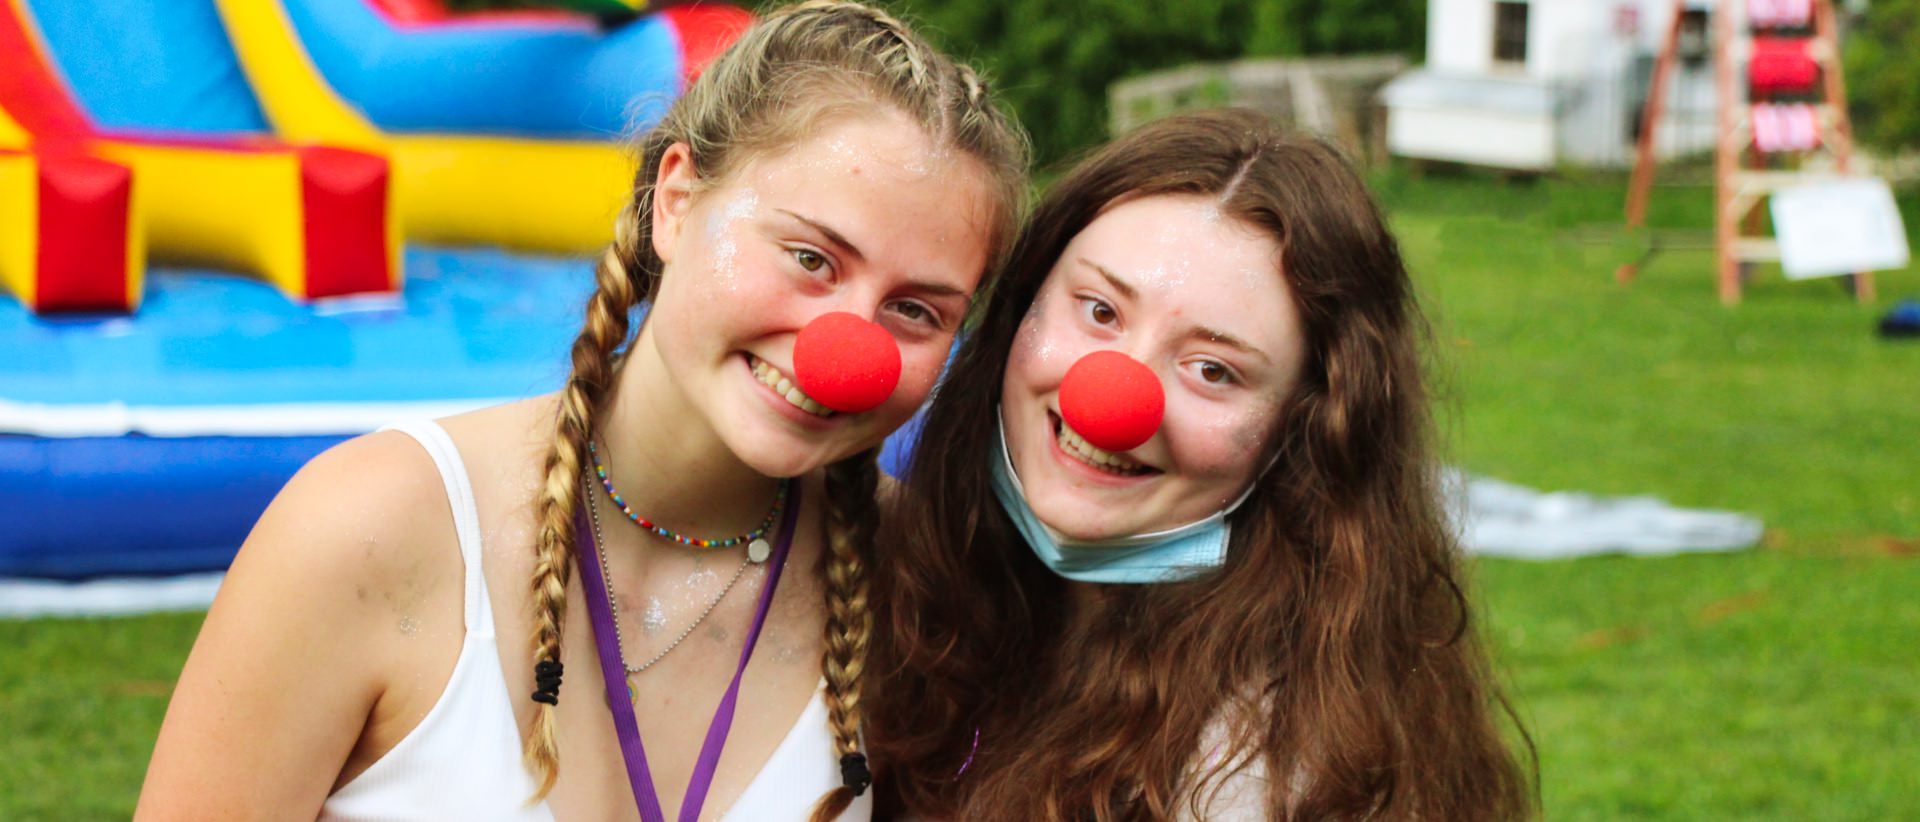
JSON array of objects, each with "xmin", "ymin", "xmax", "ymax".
[{"xmin": 651, "ymin": 142, "xmax": 698, "ymax": 265}]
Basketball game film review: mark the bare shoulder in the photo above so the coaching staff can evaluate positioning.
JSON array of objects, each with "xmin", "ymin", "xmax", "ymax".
[
  {"xmin": 137, "ymin": 429, "xmax": 462, "ymax": 817},
  {"xmin": 248, "ymin": 429, "xmax": 461, "ymax": 592},
  {"xmin": 437, "ymin": 393, "xmax": 558, "ymax": 472}
]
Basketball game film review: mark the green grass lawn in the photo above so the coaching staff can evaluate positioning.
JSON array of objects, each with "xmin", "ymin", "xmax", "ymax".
[{"xmin": 4, "ymin": 172, "xmax": 1916, "ymax": 820}]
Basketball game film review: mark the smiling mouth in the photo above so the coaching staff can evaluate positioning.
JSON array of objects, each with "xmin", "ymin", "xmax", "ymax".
[
  {"xmin": 748, "ymin": 355, "xmax": 835, "ymax": 418},
  {"xmin": 1050, "ymin": 411, "xmax": 1157, "ymax": 477}
]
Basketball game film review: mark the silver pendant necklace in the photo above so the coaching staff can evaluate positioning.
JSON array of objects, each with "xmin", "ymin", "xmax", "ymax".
[{"xmin": 585, "ymin": 475, "xmax": 759, "ymax": 676}]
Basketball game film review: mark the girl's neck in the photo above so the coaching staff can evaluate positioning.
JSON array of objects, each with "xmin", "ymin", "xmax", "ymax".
[{"xmin": 593, "ymin": 329, "xmax": 787, "ymax": 543}]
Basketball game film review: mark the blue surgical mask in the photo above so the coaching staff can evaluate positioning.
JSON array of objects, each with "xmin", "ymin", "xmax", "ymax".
[{"xmin": 989, "ymin": 414, "xmax": 1258, "ymax": 584}]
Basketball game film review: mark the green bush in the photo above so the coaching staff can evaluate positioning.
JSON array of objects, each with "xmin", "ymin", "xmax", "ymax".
[{"xmin": 1844, "ymin": 1, "xmax": 1920, "ymax": 152}]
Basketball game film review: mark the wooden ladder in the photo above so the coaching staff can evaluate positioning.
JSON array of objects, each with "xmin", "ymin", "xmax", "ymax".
[{"xmin": 1617, "ymin": 0, "xmax": 1873, "ymax": 304}]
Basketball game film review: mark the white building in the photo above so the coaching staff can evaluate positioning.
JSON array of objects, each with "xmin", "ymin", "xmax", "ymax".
[{"xmin": 1381, "ymin": 0, "xmax": 1719, "ymax": 170}]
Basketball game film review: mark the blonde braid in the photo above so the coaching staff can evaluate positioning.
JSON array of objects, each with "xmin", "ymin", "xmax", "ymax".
[
  {"xmin": 809, "ymin": 451, "xmax": 882, "ymax": 821},
  {"xmin": 512, "ymin": 0, "xmax": 1028, "ymax": 803},
  {"xmin": 523, "ymin": 202, "xmax": 651, "ymax": 797}
]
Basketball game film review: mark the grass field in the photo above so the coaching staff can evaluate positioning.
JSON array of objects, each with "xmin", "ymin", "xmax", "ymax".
[{"xmin": 4, "ymin": 172, "xmax": 1916, "ymax": 819}]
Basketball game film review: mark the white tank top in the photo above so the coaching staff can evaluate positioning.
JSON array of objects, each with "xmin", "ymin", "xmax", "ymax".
[{"xmin": 321, "ymin": 420, "xmax": 870, "ymax": 821}]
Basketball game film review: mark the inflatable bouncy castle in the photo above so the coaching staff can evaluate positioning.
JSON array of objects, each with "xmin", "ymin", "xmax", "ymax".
[{"xmin": 0, "ymin": 0, "xmax": 749, "ymax": 582}]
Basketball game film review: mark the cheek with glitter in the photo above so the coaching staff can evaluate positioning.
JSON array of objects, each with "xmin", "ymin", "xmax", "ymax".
[
  {"xmin": 1011, "ymin": 289, "xmax": 1075, "ymax": 376},
  {"xmin": 1185, "ymin": 401, "xmax": 1279, "ymax": 483},
  {"xmin": 704, "ymin": 188, "xmax": 760, "ymax": 297}
]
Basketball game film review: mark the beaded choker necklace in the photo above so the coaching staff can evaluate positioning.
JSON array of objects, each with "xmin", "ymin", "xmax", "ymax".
[{"xmin": 588, "ymin": 440, "xmax": 790, "ymax": 562}]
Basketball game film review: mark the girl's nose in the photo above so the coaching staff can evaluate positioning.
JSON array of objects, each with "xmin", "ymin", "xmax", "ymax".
[
  {"xmin": 1059, "ymin": 350, "xmax": 1163, "ymax": 452},
  {"xmin": 793, "ymin": 311, "xmax": 902, "ymax": 414}
]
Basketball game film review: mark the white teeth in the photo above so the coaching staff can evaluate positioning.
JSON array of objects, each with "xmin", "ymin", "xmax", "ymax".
[
  {"xmin": 749, "ymin": 356, "xmax": 834, "ymax": 418},
  {"xmin": 1055, "ymin": 420, "xmax": 1148, "ymax": 476}
]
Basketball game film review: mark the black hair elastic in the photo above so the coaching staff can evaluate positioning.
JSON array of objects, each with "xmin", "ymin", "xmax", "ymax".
[
  {"xmin": 839, "ymin": 752, "xmax": 872, "ymax": 795},
  {"xmin": 532, "ymin": 659, "xmax": 564, "ymax": 705}
]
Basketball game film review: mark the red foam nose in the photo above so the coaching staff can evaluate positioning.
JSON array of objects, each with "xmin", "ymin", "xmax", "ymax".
[
  {"xmin": 1058, "ymin": 350, "xmax": 1164, "ymax": 453},
  {"xmin": 792, "ymin": 312, "xmax": 902, "ymax": 414}
]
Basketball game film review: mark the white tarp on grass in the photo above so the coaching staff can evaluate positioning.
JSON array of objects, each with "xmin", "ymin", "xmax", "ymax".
[
  {"xmin": 1447, "ymin": 471, "xmax": 1763, "ymax": 560},
  {"xmin": 2, "ymin": 473, "xmax": 1763, "ymax": 618}
]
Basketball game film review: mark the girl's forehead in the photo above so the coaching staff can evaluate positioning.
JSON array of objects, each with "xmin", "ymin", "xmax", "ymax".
[
  {"xmin": 706, "ymin": 115, "xmax": 998, "ymax": 287},
  {"xmin": 1061, "ymin": 197, "xmax": 1288, "ymax": 309},
  {"xmin": 734, "ymin": 111, "xmax": 950, "ymax": 188}
]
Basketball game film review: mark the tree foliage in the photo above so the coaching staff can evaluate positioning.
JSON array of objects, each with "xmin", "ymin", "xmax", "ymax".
[
  {"xmin": 1844, "ymin": 1, "xmax": 1920, "ymax": 151},
  {"xmin": 875, "ymin": 0, "xmax": 1425, "ymax": 164}
]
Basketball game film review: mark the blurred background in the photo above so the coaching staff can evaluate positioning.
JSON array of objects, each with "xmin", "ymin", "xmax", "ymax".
[{"xmin": 2, "ymin": 0, "xmax": 1915, "ymax": 818}]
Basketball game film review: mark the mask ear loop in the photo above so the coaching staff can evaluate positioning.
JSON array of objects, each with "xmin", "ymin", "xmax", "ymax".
[{"xmin": 1221, "ymin": 446, "xmax": 1285, "ymax": 518}]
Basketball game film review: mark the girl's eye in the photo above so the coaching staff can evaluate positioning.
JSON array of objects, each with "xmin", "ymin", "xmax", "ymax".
[
  {"xmin": 892, "ymin": 301, "xmax": 937, "ymax": 326},
  {"xmin": 793, "ymin": 249, "xmax": 827, "ymax": 273},
  {"xmin": 1196, "ymin": 361, "xmax": 1235, "ymax": 385},
  {"xmin": 1079, "ymin": 297, "xmax": 1117, "ymax": 326}
]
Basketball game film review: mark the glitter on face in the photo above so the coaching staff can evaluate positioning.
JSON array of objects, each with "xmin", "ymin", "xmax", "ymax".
[
  {"xmin": 1014, "ymin": 291, "xmax": 1066, "ymax": 366},
  {"xmin": 705, "ymin": 188, "xmax": 760, "ymax": 295}
]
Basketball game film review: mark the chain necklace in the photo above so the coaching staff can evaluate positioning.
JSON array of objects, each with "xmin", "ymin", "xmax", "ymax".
[
  {"xmin": 589, "ymin": 440, "xmax": 787, "ymax": 558},
  {"xmin": 584, "ymin": 476, "xmax": 763, "ymax": 678}
]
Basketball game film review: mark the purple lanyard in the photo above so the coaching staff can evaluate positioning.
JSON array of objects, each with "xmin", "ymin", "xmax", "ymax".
[{"xmin": 574, "ymin": 481, "xmax": 803, "ymax": 822}]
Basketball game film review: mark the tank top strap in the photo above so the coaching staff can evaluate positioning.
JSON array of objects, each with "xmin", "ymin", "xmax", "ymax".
[{"xmin": 380, "ymin": 420, "xmax": 493, "ymax": 637}]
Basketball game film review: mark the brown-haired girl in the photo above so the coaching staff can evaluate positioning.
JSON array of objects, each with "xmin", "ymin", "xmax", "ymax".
[
  {"xmin": 869, "ymin": 109, "xmax": 1532, "ymax": 820},
  {"xmin": 138, "ymin": 3, "xmax": 1026, "ymax": 819}
]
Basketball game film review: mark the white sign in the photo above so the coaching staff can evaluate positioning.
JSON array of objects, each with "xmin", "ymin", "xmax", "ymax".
[{"xmin": 1770, "ymin": 178, "xmax": 1911, "ymax": 280}]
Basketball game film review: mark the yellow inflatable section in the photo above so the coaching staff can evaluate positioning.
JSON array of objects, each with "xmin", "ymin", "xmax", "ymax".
[
  {"xmin": 99, "ymin": 139, "xmax": 398, "ymax": 300},
  {"xmin": 215, "ymin": 0, "xmax": 632, "ymax": 254}
]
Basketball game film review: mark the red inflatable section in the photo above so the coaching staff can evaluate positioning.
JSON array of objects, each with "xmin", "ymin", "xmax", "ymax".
[
  {"xmin": 0, "ymin": 11, "xmax": 134, "ymax": 313},
  {"xmin": 35, "ymin": 152, "xmax": 131, "ymax": 310},
  {"xmin": 662, "ymin": 4, "xmax": 754, "ymax": 86},
  {"xmin": 368, "ymin": 0, "xmax": 591, "ymax": 28}
]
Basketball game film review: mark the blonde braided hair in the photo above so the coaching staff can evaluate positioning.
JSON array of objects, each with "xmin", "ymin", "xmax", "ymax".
[
  {"xmin": 524, "ymin": 201, "xmax": 649, "ymax": 796},
  {"xmin": 519, "ymin": 0, "xmax": 1029, "ymax": 808}
]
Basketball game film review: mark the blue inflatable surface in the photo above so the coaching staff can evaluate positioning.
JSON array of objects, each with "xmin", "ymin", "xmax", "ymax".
[
  {"xmin": 280, "ymin": 0, "xmax": 682, "ymax": 138},
  {"xmin": 22, "ymin": 0, "xmax": 272, "ymax": 134},
  {"xmin": 3, "ymin": 248, "xmax": 591, "ymax": 409},
  {"xmin": 0, "ymin": 434, "xmax": 344, "ymax": 578},
  {"xmin": 1, "ymin": 248, "xmax": 594, "ymax": 579}
]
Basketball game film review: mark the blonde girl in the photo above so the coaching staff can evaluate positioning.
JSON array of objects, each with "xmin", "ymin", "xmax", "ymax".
[{"xmin": 138, "ymin": 3, "xmax": 1026, "ymax": 819}]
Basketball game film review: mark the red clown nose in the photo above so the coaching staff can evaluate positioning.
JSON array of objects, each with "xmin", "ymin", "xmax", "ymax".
[
  {"xmin": 1058, "ymin": 350, "xmax": 1164, "ymax": 453},
  {"xmin": 792, "ymin": 312, "xmax": 902, "ymax": 414}
]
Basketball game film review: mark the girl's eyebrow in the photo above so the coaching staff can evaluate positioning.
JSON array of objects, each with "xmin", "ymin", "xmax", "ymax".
[
  {"xmin": 1078, "ymin": 257, "xmax": 1136, "ymax": 300},
  {"xmin": 780, "ymin": 208, "xmax": 968, "ymax": 299},
  {"xmin": 776, "ymin": 208, "xmax": 865, "ymax": 263},
  {"xmin": 1184, "ymin": 324, "xmax": 1271, "ymax": 364},
  {"xmin": 1082, "ymin": 256, "xmax": 1270, "ymax": 364}
]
